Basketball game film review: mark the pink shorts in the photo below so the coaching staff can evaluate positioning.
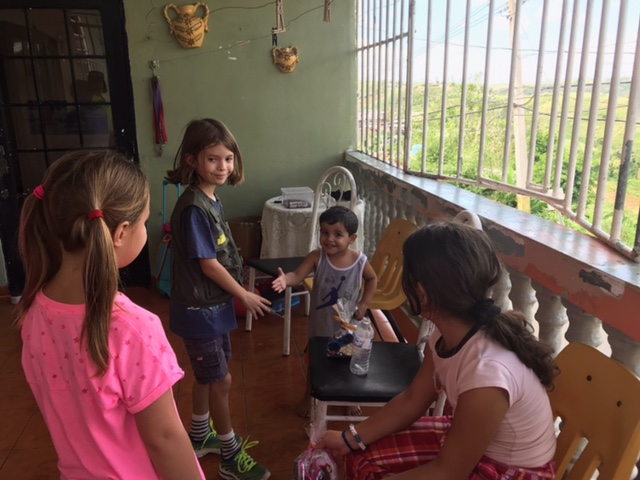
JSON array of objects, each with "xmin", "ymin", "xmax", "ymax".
[{"xmin": 346, "ymin": 416, "xmax": 555, "ymax": 480}]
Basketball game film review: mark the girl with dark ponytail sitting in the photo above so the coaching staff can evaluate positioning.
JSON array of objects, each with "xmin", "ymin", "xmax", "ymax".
[{"xmin": 316, "ymin": 221, "xmax": 558, "ymax": 479}]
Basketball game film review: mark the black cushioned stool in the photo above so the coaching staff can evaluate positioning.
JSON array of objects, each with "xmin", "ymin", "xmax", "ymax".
[{"xmin": 309, "ymin": 336, "xmax": 423, "ymax": 431}]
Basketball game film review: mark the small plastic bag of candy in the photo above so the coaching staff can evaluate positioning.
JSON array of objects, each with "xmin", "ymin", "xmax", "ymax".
[
  {"xmin": 335, "ymin": 298, "xmax": 357, "ymax": 321},
  {"xmin": 326, "ymin": 299, "xmax": 357, "ymax": 357},
  {"xmin": 326, "ymin": 328, "xmax": 354, "ymax": 357},
  {"xmin": 293, "ymin": 423, "xmax": 338, "ymax": 480}
]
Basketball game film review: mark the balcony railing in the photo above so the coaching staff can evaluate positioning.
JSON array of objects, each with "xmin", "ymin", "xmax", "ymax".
[
  {"xmin": 345, "ymin": 151, "xmax": 640, "ymax": 379},
  {"xmin": 357, "ymin": 0, "xmax": 640, "ymax": 260}
]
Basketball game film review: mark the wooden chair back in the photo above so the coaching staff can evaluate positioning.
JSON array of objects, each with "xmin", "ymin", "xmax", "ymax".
[
  {"xmin": 549, "ymin": 342, "xmax": 640, "ymax": 480},
  {"xmin": 368, "ymin": 218, "xmax": 418, "ymax": 311}
]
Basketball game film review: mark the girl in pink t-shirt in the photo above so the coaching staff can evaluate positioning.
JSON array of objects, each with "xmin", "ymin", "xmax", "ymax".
[
  {"xmin": 316, "ymin": 222, "xmax": 558, "ymax": 479},
  {"xmin": 16, "ymin": 151, "xmax": 204, "ymax": 480}
]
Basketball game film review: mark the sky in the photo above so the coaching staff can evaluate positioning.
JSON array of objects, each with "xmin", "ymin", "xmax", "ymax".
[{"xmin": 362, "ymin": 0, "xmax": 640, "ymax": 85}]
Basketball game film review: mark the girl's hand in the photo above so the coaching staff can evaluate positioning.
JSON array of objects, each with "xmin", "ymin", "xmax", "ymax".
[
  {"xmin": 271, "ymin": 267, "xmax": 287, "ymax": 293},
  {"xmin": 312, "ymin": 430, "xmax": 350, "ymax": 457},
  {"xmin": 241, "ymin": 291, "xmax": 272, "ymax": 317}
]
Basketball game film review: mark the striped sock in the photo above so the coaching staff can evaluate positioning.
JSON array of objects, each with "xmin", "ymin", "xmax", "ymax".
[
  {"xmin": 219, "ymin": 430, "xmax": 240, "ymax": 460},
  {"xmin": 190, "ymin": 413, "xmax": 211, "ymax": 442}
]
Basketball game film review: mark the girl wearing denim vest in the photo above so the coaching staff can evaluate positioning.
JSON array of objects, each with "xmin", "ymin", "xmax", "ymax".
[{"xmin": 166, "ymin": 118, "xmax": 271, "ymax": 480}]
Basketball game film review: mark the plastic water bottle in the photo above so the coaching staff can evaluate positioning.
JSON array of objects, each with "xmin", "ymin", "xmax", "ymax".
[{"xmin": 350, "ymin": 317, "xmax": 374, "ymax": 375}]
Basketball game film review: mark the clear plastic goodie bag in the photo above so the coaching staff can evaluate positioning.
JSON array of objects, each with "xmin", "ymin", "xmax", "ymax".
[
  {"xmin": 293, "ymin": 423, "xmax": 339, "ymax": 480},
  {"xmin": 326, "ymin": 298, "xmax": 357, "ymax": 358}
]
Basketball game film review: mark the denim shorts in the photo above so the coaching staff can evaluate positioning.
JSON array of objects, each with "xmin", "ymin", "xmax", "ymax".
[{"xmin": 183, "ymin": 334, "xmax": 232, "ymax": 385}]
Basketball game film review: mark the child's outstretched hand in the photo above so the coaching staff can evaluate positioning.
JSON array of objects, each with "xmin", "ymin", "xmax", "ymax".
[
  {"xmin": 271, "ymin": 267, "xmax": 287, "ymax": 293},
  {"xmin": 241, "ymin": 290, "xmax": 272, "ymax": 318}
]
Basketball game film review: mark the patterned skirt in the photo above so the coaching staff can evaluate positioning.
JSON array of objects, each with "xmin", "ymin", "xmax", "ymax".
[{"xmin": 345, "ymin": 416, "xmax": 555, "ymax": 480}]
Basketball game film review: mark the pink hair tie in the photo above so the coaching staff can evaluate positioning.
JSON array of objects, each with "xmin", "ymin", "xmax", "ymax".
[
  {"xmin": 33, "ymin": 185, "xmax": 45, "ymax": 200},
  {"xmin": 88, "ymin": 209, "xmax": 104, "ymax": 221}
]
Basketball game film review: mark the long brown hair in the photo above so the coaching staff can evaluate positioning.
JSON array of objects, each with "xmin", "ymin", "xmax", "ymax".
[
  {"xmin": 16, "ymin": 151, "xmax": 149, "ymax": 375},
  {"xmin": 402, "ymin": 222, "xmax": 558, "ymax": 388},
  {"xmin": 165, "ymin": 118, "xmax": 245, "ymax": 186}
]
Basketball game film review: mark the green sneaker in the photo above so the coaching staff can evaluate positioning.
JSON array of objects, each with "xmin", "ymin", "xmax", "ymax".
[
  {"xmin": 190, "ymin": 419, "xmax": 242, "ymax": 458},
  {"xmin": 219, "ymin": 438, "xmax": 270, "ymax": 480},
  {"xmin": 191, "ymin": 429, "xmax": 222, "ymax": 458}
]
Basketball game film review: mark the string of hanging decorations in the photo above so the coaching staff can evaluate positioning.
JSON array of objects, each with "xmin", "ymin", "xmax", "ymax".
[{"xmin": 270, "ymin": 0, "xmax": 330, "ymax": 72}]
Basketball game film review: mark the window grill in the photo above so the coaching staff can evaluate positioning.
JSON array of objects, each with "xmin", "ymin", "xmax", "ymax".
[{"xmin": 357, "ymin": 0, "xmax": 640, "ymax": 260}]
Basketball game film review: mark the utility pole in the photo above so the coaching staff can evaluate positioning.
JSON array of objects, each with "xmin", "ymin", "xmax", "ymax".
[{"xmin": 508, "ymin": 0, "xmax": 531, "ymax": 212}]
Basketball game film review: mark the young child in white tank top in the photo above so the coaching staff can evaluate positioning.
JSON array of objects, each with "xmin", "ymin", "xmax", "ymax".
[{"xmin": 272, "ymin": 205, "xmax": 378, "ymax": 418}]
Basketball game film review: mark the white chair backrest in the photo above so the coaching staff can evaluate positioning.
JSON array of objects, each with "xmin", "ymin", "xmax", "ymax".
[
  {"xmin": 453, "ymin": 209, "xmax": 482, "ymax": 229},
  {"xmin": 308, "ymin": 166, "xmax": 358, "ymax": 251}
]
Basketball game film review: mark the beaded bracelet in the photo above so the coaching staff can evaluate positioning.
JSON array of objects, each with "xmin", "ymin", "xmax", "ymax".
[
  {"xmin": 349, "ymin": 423, "xmax": 366, "ymax": 450},
  {"xmin": 341, "ymin": 430, "xmax": 357, "ymax": 453}
]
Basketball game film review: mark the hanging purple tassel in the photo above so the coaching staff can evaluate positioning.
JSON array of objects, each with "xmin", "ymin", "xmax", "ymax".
[{"xmin": 152, "ymin": 75, "xmax": 168, "ymax": 144}]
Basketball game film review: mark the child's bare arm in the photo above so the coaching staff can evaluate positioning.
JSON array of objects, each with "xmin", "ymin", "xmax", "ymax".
[
  {"xmin": 199, "ymin": 258, "xmax": 271, "ymax": 317},
  {"xmin": 355, "ymin": 260, "xmax": 378, "ymax": 320},
  {"xmin": 272, "ymin": 250, "xmax": 319, "ymax": 293},
  {"xmin": 135, "ymin": 390, "xmax": 204, "ymax": 480}
]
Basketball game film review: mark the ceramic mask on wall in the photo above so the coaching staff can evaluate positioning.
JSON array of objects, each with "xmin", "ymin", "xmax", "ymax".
[
  {"xmin": 163, "ymin": 3, "xmax": 210, "ymax": 48},
  {"xmin": 272, "ymin": 46, "xmax": 299, "ymax": 73}
]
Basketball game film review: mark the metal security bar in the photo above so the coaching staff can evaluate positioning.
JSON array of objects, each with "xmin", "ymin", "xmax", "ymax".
[
  {"xmin": 358, "ymin": 0, "xmax": 411, "ymax": 167},
  {"xmin": 357, "ymin": 0, "xmax": 640, "ymax": 260}
]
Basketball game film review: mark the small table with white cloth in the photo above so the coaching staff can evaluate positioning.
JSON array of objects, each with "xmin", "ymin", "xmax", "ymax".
[{"xmin": 260, "ymin": 196, "xmax": 366, "ymax": 258}]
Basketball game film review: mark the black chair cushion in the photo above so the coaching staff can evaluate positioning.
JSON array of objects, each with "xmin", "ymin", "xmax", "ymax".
[
  {"xmin": 309, "ymin": 336, "xmax": 423, "ymax": 403},
  {"xmin": 246, "ymin": 257, "xmax": 306, "ymax": 278}
]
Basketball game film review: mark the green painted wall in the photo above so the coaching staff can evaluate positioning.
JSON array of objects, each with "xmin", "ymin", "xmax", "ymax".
[{"xmin": 122, "ymin": 0, "xmax": 357, "ymax": 251}]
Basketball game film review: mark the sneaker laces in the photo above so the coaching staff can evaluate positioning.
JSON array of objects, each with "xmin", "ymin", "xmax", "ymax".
[
  {"xmin": 193, "ymin": 418, "xmax": 217, "ymax": 448},
  {"xmin": 234, "ymin": 437, "xmax": 260, "ymax": 473},
  {"xmin": 197, "ymin": 429, "xmax": 217, "ymax": 448},
  {"xmin": 209, "ymin": 418, "xmax": 217, "ymax": 434}
]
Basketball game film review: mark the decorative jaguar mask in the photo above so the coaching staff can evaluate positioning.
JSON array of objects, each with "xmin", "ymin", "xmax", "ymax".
[{"xmin": 272, "ymin": 46, "xmax": 299, "ymax": 73}]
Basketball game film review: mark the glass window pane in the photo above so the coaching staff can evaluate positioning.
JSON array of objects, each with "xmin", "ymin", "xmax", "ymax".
[
  {"xmin": 34, "ymin": 59, "xmax": 74, "ymax": 103},
  {"xmin": 28, "ymin": 9, "xmax": 68, "ymax": 56},
  {"xmin": 43, "ymin": 105, "xmax": 81, "ymax": 149},
  {"xmin": 0, "ymin": 9, "xmax": 30, "ymax": 56},
  {"xmin": 67, "ymin": 10, "xmax": 105, "ymax": 56},
  {"xmin": 2, "ymin": 59, "xmax": 36, "ymax": 104},
  {"xmin": 73, "ymin": 60, "xmax": 110, "ymax": 102},
  {"xmin": 10, "ymin": 106, "xmax": 44, "ymax": 149},
  {"xmin": 16, "ymin": 152, "xmax": 48, "ymax": 193},
  {"xmin": 79, "ymin": 105, "xmax": 114, "ymax": 147},
  {"xmin": 47, "ymin": 151, "xmax": 68, "ymax": 165}
]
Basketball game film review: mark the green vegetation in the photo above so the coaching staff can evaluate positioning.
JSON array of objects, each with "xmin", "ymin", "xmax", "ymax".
[{"xmin": 359, "ymin": 80, "xmax": 639, "ymax": 250}]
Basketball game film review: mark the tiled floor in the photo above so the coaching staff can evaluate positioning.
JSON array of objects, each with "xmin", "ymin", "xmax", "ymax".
[{"xmin": 0, "ymin": 287, "xmax": 315, "ymax": 479}]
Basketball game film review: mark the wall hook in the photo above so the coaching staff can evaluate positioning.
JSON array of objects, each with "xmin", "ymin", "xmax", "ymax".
[{"xmin": 150, "ymin": 60, "xmax": 160, "ymax": 76}]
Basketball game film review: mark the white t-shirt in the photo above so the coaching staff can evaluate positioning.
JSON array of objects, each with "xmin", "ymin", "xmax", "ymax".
[{"xmin": 429, "ymin": 328, "xmax": 556, "ymax": 467}]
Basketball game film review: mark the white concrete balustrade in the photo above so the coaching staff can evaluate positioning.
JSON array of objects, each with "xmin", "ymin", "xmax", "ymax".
[{"xmin": 346, "ymin": 152, "xmax": 640, "ymax": 377}]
